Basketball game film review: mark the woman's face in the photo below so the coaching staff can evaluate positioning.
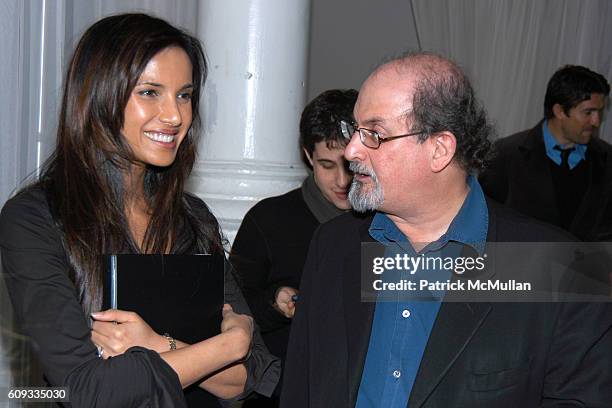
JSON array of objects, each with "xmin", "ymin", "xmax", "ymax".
[{"xmin": 121, "ymin": 46, "xmax": 194, "ymax": 168}]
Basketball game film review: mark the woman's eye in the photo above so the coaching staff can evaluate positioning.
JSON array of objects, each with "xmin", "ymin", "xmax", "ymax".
[
  {"xmin": 138, "ymin": 89, "xmax": 158, "ymax": 97},
  {"xmin": 178, "ymin": 92, "xmax": 193, "ymax": 101}
]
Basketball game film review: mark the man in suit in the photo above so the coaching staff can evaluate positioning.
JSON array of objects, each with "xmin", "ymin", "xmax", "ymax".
[
  {"xmin": 280, "ymin": 52, "xmax": 611, "ymax": 407},
  {"xmin": 480, "ymin": 65, "xmax": 611, "ymax": 241}
]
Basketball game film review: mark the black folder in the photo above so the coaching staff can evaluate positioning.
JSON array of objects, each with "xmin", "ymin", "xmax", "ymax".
[{"xmin": 101, "ymin": 253, "xmax": 224, "ymax": 344}]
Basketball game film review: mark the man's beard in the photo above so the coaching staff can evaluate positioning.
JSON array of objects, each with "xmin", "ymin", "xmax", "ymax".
[{"xmin": 348, "ymin": 161, "xmax": 384, "ymax": 212}]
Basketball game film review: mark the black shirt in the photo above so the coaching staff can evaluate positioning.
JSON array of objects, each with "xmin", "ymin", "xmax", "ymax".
[{"xmin": 0, "ymin": 185, "xmax": 280, "ymax": 407}]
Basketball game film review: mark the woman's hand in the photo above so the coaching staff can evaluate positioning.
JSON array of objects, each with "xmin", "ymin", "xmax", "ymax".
[
  {"xmin": 91, "ymin": 309, "xmax": 166, "ymax": 359},
  {"xmin": 220, "ymin": 304, "xmax": 253, "ymax": 361}
]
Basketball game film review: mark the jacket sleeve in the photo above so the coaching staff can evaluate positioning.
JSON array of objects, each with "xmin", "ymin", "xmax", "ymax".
[
  {"xmin": 230, "ymin": 211, "xmax": 292, "ymax": 333},
  {"xmin": 278, "ymin": 228, "xmax": 320, "ymax": 407},
  {"xmin": 540, "ymin": 302, "xmax": 612, "ymax": 407},
  {"xmin": 223, "ymin": 258, "xmax": 281, "ymax": 398},
  {"xmin": 0, "ymin": 191, "xmax": 186, "ymax": 407}
]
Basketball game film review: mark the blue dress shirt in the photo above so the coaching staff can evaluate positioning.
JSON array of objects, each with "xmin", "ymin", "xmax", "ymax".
[
  {"xmin": 355, "ymin": 175, "xmax": 488, "ymax": 408},
  {"xmin": 543, "ymin": 120, "xmax": 587, "ymax": 169}
]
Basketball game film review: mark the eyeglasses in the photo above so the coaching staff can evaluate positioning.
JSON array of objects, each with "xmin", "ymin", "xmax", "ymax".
[{"xmin": 339, "ymin": 120, "xmax": 424, "ymax": 149}]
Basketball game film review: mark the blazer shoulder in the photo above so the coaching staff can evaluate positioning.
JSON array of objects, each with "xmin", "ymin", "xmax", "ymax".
[
  {"xmin": 590, "ymin": 137, "xmax": 612, "ymax": 156},
  {"xmin": 487, "ymin": 199, "xmax": 577, "ymax": 243},
  {"xmin": 494, "ymin": 124, "xmax": 540, "ymax": 151}
]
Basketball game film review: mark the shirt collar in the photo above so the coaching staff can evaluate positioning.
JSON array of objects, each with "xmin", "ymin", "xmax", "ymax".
[
  {"xmin": 369, "ymin": 175, "xmax": 488, "ymax": 255},
  {"xmin": 542, "ymin": 120, "xmax": 587, "ymax": 169}
]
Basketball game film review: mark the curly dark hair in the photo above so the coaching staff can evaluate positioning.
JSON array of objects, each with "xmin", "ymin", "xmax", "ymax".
[
  {"xmin": 388, "ymin": 52, "xmax": 494, "ymax": 173},
  {"xmin": 299, "ymin": 89, "xmax": 358, "ymax": 162},
  {"xmin": 544, "ymin": 65, "xmax": 610, "ymax": 119}
]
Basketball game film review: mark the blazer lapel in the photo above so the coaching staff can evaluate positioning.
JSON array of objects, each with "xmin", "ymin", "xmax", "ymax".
[
  {"xmin": 345, "ymin": 220, "xmax": 377, "ymax": 407},
  {"xmin": 518, "ymin": 123, "xmax": 559, "ymax": 222},
  {"xmin": 408, "ymin": 201, "xmax": 505, "ymax": 407},
  {"xmin": 408, "ymin": 302, "xmax": 491, "ymax": 407}
]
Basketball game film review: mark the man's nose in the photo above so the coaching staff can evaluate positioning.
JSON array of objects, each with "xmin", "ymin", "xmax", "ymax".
[
  {"xmin": 344, "ymin": 132, "xmax": 365, "ymax": 162},
  {"xmin": 591, "ymin": 111, "xmax": 602, "ymax": 128}
]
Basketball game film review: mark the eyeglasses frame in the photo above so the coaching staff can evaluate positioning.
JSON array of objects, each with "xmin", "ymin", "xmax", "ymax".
[{"xmin": 340, "ymin": 120, "xmax": 425, "ymax": 149}]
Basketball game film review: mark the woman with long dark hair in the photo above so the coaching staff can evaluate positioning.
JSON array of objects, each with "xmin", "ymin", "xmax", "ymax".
[{"xmin": 0, "ymin": 13, "xmax": 278, "ymax": 407}]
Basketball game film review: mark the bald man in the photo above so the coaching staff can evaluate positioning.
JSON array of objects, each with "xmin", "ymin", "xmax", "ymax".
[{"xmin": 280, "ymin": 52, "xmax": 611, "ymax": 407}]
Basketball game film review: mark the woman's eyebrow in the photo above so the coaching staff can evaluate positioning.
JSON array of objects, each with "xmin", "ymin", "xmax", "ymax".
[{"xmin": 136, "ymin": 82, "xmax": 194, "ymax": 90}]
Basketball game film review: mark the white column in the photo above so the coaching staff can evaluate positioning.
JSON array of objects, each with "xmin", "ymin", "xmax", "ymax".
[{"xmin": 190, "ymin": 0, "xmax": 311, "ymax": 244}]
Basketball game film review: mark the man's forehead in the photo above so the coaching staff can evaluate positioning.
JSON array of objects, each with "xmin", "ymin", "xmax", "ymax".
[
  {"xmin": 355, "ymin": 73, "xmax": 415, "ymax": 124},
  {"xmin": 579, "ymin": 93, "xmax": 606, "ymax": 108},
  {"xmin": 313, "ymin": 140, "xmax": 346, "ymax": 159},
  {"xmin": 568, "ymin": 94, "xmax": 606, "ymax": 114}
]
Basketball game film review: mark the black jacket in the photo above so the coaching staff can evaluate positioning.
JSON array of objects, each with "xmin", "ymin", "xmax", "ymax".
[
  {"xmin": 479, "ymin": 121, "xmax": 612, "ymax": 241},
  {"xmin": 0, "ymin": 185, "xmax": 280, "ymax": 407},
  {"xmin": 280, "ymin": 201, "xmax": 612, "ymax": 407}
]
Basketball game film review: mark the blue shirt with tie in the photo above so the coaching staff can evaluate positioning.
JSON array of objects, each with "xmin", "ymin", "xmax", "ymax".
[
  {"xmin": 355, "ymin": 175, "xmax": 488, "ymax": 408},
  {"xmin": 543, "ymin": 120, "xmax": 586, "ymax": 169}
]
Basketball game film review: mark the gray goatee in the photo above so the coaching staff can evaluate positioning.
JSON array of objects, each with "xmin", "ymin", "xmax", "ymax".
[{"xmin": 348, "ymin": 161, "xmax": 384, "ymax": 212}]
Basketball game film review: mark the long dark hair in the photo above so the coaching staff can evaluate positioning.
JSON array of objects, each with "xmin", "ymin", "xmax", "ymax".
[{"xmin": 39, "ymin": 13, "xmax": 222, "ymax": 313}]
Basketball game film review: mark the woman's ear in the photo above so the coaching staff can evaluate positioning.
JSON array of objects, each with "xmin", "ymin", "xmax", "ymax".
[{"xmin": 430, "ymin": 131, "xmax": 457, "ymax": 173}]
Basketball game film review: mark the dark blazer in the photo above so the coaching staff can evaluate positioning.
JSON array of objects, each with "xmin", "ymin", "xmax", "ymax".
[
  {"xmin": 479, "ymin": 121, "xmax": 612, "ymax": 241},
  {"xmin": 280, "ymin": 201, "xmax": 612, "ymax": 407}
]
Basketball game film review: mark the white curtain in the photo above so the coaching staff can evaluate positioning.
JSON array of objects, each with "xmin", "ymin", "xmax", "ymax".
[
  {"xmin": 0, "ymin": 0, "xmax": 198, "ymax": 395},
  {"xmin": 410, "ymin": 0, "xmax": 612, "ymax": 142}
]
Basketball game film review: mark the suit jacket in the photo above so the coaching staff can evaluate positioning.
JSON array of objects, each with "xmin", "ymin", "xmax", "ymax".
[
  {"xmin": 479, "ymin": 121, "xmax": 612, "ymax": 241},
  {"xmin": 280, "ymin": 201, "xmax": 612, "ymax": 407}
]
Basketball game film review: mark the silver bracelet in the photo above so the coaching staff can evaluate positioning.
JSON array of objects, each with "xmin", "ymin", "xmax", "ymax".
[{"xmin": 163, "ymin": 333, "xmax": 177, "ymax": 350}]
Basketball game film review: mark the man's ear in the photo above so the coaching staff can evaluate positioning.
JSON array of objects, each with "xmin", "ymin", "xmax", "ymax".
[
  {"xmin": 303, "ymin": 148, "xmax": 314, "ymax": 167},
  {"xmin": 430, "ymin": 131, "xmax": 456, "ymax": 173},
  {"xmin": 552, "ymin": 103, "xmax": 568, "ymax": 119}
]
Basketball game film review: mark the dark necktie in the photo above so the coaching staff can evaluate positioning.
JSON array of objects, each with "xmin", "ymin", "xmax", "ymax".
[{"xmin": 554, "ymin": 146, "xmax": 575, "ymax": 170}]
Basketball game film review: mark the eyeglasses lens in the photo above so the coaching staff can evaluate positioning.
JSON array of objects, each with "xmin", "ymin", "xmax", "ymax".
[
  {"xmin": 340, "ymin": 121, "xmax": 354, "ymax": 140},
  {"xmin": 361, "ymin": 129, "xmax": 380, "ymax": 148}
]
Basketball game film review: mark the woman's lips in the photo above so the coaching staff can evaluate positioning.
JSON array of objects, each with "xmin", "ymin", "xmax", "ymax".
[{"xmin": 144, "ymin": 131, "xmax": 178, "ymax": 148}]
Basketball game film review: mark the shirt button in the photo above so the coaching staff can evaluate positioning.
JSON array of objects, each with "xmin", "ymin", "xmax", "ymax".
[
  {"xmin": 402, "ymin": 309, "xmax": 411, "ymax": 318},
  {"xmin": 393, "ymin": 370, "xmax": 401, "ymax": 378}
]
